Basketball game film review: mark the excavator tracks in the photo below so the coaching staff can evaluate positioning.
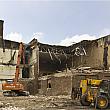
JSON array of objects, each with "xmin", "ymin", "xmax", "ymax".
[{"xmin": 3, "ymin": 91, "xmax": 29, "ymax": 97}]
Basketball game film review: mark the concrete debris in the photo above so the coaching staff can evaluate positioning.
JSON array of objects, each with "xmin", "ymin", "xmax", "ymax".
[
  {"xmin": 0, "ymin": 102, "xmax": 4, "ymax": 108},
  {"xmin": 0, "ymin": 95, "xmax": 96, "ymax": 110},
  {"xmin": 0, "ymin": 95, "xmax": 73, "ymax": 110},
  {"xmin": 0, "ymin": 106, "xmax": 25, "ymax": 110},
  {"xmin": 0, "ymin": 101, "xmax": 25, "ymax": 110}
]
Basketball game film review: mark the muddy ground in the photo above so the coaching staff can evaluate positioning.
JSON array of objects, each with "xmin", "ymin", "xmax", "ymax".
[{"xmin": 0, "ymin": 95, "xmax": 107, "ymax": 110}]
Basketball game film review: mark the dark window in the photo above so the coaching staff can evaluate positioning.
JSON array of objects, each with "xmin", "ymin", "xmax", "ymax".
[
  {"xmin": 38, "ymin": 80, "xmax": 41, "ymax": 89},
  {"xmin": 22, "ymin": 67, "xmax": 29, "ymax": 78},
  {"xmin": 47, "ymin": 79, "xmax": 51, "ymax": 88}
]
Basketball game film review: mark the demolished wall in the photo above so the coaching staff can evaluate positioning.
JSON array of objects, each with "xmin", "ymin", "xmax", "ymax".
[
  {"xmin": 27, "ymin": 35, "xmax": 110, "ymax": 96},
  {"xmin": 0, "ymin": 39, "xmax": 28, "ymax": 79},
  {"xmin": 21, "ymin": 39, "xmax": 39, "ymax": 95},
  {"xmin": 69, "ymin": 35, "xmax": 110, "ymax": 70},
  {"xmin": 35, "ymin": 35, "xmax": 110, "ymax": 96},
  {"xmin": 0, "ymin": 20, "xmax": 20, "ymax": 80},
  {"xmin": 38, "ymin": 42, "xmax": 72, "ymax": 75},
  {"xmin": 0, "ymin": 39, "xmax": 20, "ymax": 92}
]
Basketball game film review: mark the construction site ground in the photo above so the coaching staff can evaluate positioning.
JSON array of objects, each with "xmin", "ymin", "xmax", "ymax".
[{"xmin": 0, "ymin": 95, "xmax": 106, "ymax": 110}]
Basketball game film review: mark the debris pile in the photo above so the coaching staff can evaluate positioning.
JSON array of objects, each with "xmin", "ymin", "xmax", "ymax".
[
  {"xmin": 0, "ymin": 95, "xmax": 73, "ymax": 110},
  {"xmin": 0, "ymin": 106, "xmax": 25, "ymax": 110}
]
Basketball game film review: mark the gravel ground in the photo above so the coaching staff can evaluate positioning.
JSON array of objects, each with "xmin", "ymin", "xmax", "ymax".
[{"xmin": 0, "ymin": 95, "xmax": 105, "ymax": 110}]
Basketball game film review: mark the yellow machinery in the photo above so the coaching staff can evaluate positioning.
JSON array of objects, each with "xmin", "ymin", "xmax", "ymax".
[
  {"xmin": 80, "ymin": 79, "xmax": 102, "ymax": 95},
  {"xmin": 80, "ymin": 79, "xmax": 110, "ymax": 109},
  {"xmin": 80, "ymin": 79, "xmax": 102, "ymax": 107}
]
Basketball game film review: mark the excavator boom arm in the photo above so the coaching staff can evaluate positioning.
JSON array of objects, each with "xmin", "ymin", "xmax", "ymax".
[{"xmin": 14, "ymin": 42, "xmax": 25, "ymax": 83}]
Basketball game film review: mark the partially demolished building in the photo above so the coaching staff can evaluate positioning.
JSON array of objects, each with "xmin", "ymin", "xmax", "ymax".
[{"xmin": 0, "ymin": 20, "xmax": 110, "ymax": 96}]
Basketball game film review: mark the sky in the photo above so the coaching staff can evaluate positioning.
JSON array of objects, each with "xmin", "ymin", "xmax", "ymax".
[{"xmin": 0, "ymin": 1, "xmax": 110, "ymax": 46}]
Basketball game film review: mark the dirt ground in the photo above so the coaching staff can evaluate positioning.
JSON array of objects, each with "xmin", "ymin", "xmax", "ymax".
[{"xmin": 0, "ymin": 95, "xmax": 105, "ymax": 110}]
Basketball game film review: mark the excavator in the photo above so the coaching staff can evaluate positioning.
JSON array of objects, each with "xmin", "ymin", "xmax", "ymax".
[{"xmin": 2, "ymin": 42, "xmax": 29, "ymax": 96}]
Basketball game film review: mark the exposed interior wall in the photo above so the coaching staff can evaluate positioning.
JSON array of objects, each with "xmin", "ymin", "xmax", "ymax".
[
  {"xmin": 39, "ymin": 43, "xmax": 72, "ymax": 75},
  {"xmin": 70, "ymin": 36, "xmax": 110, "ymax": 70},
  {"xmin": 0, "ymin": 41, "xmax": 19, "ymax": 79}
]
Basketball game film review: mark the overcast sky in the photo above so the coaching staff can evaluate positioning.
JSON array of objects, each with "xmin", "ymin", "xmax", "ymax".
[{"xmin": 0, "ymin": 1, "xmax": 110, "ymax": 46}]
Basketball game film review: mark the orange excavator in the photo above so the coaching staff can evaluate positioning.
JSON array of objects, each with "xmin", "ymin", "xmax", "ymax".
[{"xmin": 2, "ymin": 42, "xmax": 29, "ymax": 96}]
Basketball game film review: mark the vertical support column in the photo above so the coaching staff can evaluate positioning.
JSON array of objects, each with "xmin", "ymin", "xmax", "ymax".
[
  {"xmin": 0, "ymin": 20, "xmax": 5, "ymax": 52},
  {"xmin": 103, "ymin": 38, "xmax": 108, "ymax": 70},
  {"xmin": 33, "ymin": 39, "xmax": 39, "ymax": 94}
]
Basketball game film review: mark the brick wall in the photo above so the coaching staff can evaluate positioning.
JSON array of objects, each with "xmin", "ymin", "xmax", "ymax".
[{"xmin": 38, "ymin": 75, "xmax": 72, "ymax": 96}]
